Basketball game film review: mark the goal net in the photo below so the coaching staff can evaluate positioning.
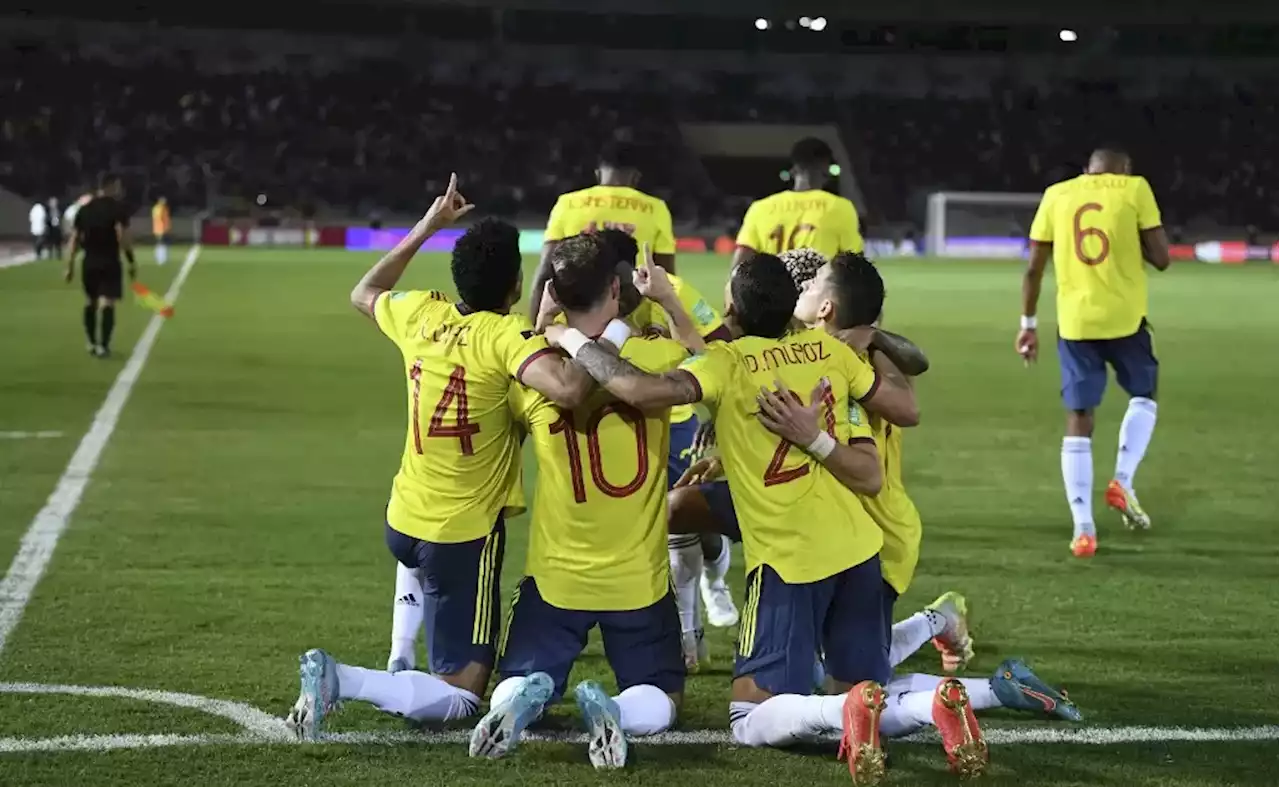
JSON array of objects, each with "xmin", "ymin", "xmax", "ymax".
[{"xmin": 925, "ymin": 191, "xmax": 1043, "ymax": 258}]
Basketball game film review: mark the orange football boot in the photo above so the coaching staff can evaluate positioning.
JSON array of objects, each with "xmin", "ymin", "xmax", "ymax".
[
  {"xmin": 932, "ymin": 678, "xmax": 988, "ymax": 778},
  {"xmin": 839, "ymin": 680, "xmax": 887, "ymax": 785},
  {"xmin": 1070, "ymin": 533, "xmax": 1097, "ymax": 558}
]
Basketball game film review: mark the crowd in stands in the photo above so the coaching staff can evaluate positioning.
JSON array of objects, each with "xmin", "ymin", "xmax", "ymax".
[{"xmin": 0, "ymin": 34, "xmax": 1274, "ymax": 235}]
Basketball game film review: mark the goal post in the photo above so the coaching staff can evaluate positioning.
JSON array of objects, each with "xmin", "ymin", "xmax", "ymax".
[{"xmin": 925, "ymin": 191, "xmax": 1043, "ymax": 258}]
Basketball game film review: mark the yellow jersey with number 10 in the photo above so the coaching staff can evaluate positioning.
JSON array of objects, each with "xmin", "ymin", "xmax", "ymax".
[
  {"xmin": 509, "ymin": 336, "xmax": 689, "ymax": 611},
  {"xmin": 736, "ymin": 189, "xmax": 863, "ymax": 259},
  {"xmin": 374, "ymin": 290, "xmax": 552, "ymax": 543},
  {"xmin": 679, "ymin": 330, "xmax": 881, "ymax": 584},
  {"xmin": 545, "ymin": 185, "xmax": 676, "ymax": 261},
  {"xmin": 1028, "ymin": 174, "xmax": 1162, "ymax": 341}
]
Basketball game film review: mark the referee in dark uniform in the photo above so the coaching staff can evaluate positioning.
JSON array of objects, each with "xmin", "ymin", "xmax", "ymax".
[{"xmin": 65, "ymin": 174, "xmax": 135, "ymax": 358}]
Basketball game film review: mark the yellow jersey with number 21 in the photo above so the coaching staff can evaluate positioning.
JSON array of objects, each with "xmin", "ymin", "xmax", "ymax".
[
  {"xmin": 1029, "ymin": 174, "xmax": 1162, "ymax": 341},
  {"xmin": 374, "ymin": 290, "xmax": 553, "ymax": 543},
  {"xmin": 679, "ymin": 330, "xmax": 881, "ymax": 585},
  {"xmin": 509, "ymin": 336, "xmax": 689, "ymax": 611},
  {"xmin": 736, "ymin": 189, "xmax": 863, "ymax": 259}
]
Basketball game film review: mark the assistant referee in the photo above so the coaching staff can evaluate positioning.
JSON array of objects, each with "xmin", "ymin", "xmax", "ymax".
[{"xmin": 65, "ymin": 174, "xmax": 136, "ymax": 358}]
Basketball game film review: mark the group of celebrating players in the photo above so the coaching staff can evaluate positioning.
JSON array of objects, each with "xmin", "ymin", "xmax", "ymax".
[{"xmin": 285, "ymin": 137, "xmax": 1173, "ymax": 784}]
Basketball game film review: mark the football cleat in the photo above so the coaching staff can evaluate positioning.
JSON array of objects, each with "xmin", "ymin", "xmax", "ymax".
[
  {"xmin": 1070, "ymin": 533, "xmax": 1097, "ymax": 558},
  {"xmin": 701, "ymin": 575, "xmax": 740, "ymax": 628},
  {"xmin": 286, "ymin": 648, "xmax": 341, "ymax": 742},
  {"xmin": 681, "ymin": 629, "xmax": 708, "ymax": 673},
  {"xmin": 1105, "ymin": 480, "xmax": 1151, "ymax": 530},
  {"xmin": 468, "ymin": 672, "xmax": 554, "ymax": 759},
  {"xmin": 932, "ymin": 678, "xmax": 988, "ymax": 778},
  {"xmin": 927, "ymin": 592, "xmax": 974, "ymax": 673},
  {"xmin": 575, "ymin": 680, "xmax": 628, "ymax": 769},
  {"xmin": 839, "ymin": 680, "xmax": 886, "ymax": 785},
  {"xmin": 991, "ymin": 658, "xmax": 1083, "ymax": 722}
]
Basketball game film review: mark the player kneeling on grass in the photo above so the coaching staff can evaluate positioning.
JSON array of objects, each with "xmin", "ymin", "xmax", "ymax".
[{"xmin": 469, "ymin": 233, "xmax": 694, "ymax": 769}]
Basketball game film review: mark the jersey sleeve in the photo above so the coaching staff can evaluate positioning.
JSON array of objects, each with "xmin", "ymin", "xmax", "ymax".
[
  {"xmin": 545, "ymin": 195, "xmax": 572, "ymax": 242},
  {"xmin": 651, "ymin": 200, "xmax": 676, "ymax": 255},
  {"xmin": 495, "ymin": 316, "xmax": 558, "ymax": 382},
  {"xmin": 735, "ymin": 202, "xmax": 763, "ymax": 250},
  {"xmin": 677, "ymin": 342, "xmax": 732, "ymax": 407},
  {"xmin": 673, "ymin": 278, "xmax": 724, "ymax": 338},
  {"xmin": 840, "ymin": 200, "xmax": 864, "ymax": 253},
  {"xmin": 372, "ymin": 290, "xmax": 443, "ymax": 346},
  {"xmin": 507, "ymin": 381, "xmax": 556, "ymax": 429},
  {"xmin": 846, "ymin": 400, "xmax": 875, "ymax": 443},
  {"xmin": 837, "ymin": 341, "xmax": 880, "ymax": 402},
  {"xmin": 1134, "ymin": 177, "xmax": 1162, "ymax": 230},
  {"xmin": 625, "ymin": 336, "xmax": 690, "ymax": 374},
  {"xmin": 1028, "ymin": 188, "xmax": 1056, "ymax": 242}
]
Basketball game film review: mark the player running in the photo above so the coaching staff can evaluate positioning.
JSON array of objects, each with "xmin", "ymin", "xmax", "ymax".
[
  {"xmin": 469, "ymin": 234, "xmax": 687, "ymax": 769},
  {"xmin": 287, "ymin": 177, "xmax": 600, "ymax": 740},
  {"xmin": 732, "ymin": 138, "xmax": 863, "ymax": 268},
  {"xmin": 1018, "ymin": 148, "xmax": 1171, "ymax": 557},
  {"xmin": 65, "ymin": 174, "xmax": 135, "ymax": 358},
  {"xmin": 546, "ymin": 255, "xmax": 927, "ymax": 783}
]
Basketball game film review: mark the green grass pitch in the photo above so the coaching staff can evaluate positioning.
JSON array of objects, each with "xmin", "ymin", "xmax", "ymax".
[{"xmin": 0, "ymin": 247, "xmax": 1275, "ymax": 786}]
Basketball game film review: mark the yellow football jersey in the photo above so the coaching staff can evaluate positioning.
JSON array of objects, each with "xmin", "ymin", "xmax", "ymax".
[
  {"xmin": 679, "ymin": 330, "xmax": 882, "ymax": 584},
  {"xmin": 545, "ymin": 185, "xmax": 676, "ymax": 259},
  {"xmin": 374, "ymin": 290, "xmax": 552, "ymax": 543},
  {"xmin": 859, "ymin": 413, "xmax": 921, "ymax": 595},
  {"xmin": 1029, "ymin": 174, "xmax": 1163, "ymax": 341},
  {"xmin": 509, "ymin": 336, "xmax": 689, "ymax": 611},
  {"xmin": 736, "ymin": 189, "xmax": 863, "ymax": 259}
]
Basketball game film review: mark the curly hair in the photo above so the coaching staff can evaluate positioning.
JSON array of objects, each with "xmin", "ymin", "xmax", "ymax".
[
  {"xmin": 779, "ymin": 247, "xmax": 829, "ymax": 293},
  {"xmin": 450, "ymin": 218, "xmax": 522, "ymax": 311}
]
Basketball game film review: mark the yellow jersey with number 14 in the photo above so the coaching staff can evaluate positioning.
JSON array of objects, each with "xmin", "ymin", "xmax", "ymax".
[
  {"xmin": 679, "ymin": 330, "xmax": 881, "ymax": 584},
  {"xmin": 509, "ymin": 336, "xmax": 689, "ymax": 611},
  {"xmin": 1028, "ymin": 174, "xmax": 1162, "ymax": 341},
  {"xmin": 736, "ymin": 189, "xmax": 863, "ymax": 259},
  {"xmin": 374, "ymin": 290, "xmax": 552, "ymax": 543},
  {"xmin": 545, "ymin": 185, "xmax": 676, "ymax": 260}
]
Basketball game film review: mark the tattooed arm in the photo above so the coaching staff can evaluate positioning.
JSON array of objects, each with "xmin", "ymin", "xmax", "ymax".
[
  {"xmin": 871, "ymin": 329, "xmax": 929, "ymax": 376},
  {"xmin": 551, "ymin": 334, "xmax": 702, "ymax": 410}
]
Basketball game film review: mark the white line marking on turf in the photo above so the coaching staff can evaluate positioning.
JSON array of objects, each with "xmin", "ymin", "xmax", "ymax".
[
  {"xmin": 0, "ymin": 682, "xmax": 1273, "ymax": 754},
  {"xmin": 0, "ymin": 252, "xmax": 37, "ymax": 270},
  {"xmin": 0, "ymin": 431, "xmax": 64, "ymax": 440},
  {"xmin": 0, "ymin": 245, "xmax": 201, "ymax": 656}
]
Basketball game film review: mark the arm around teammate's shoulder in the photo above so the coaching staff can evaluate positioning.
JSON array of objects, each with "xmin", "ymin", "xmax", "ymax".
[
  {"xmin": 860, "ymin": 352, "xmax": 920, "ymax": 427},
  {"xmin": 755, "ymin": 381, "xmax": 882, "ymax": 495},
  {"xmin": 544, "ymin": 325, "xmax": 702, "ymax": 410}
]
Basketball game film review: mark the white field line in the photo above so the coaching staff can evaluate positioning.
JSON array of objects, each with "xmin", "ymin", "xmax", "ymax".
[
  {"xmin": 0, "ymin": 682, "xmax": 1273, "ymax": 754},
  {"xmin": 0, "ymin": 252, "xmax": 37, "ymax": 270},
  {"xmin": 0, "ymin": 431, "xmax": 64, "ymax": 440},
  {"xmin": 0, "ymin": 245, "xmax": 201, "ymax": 655}
]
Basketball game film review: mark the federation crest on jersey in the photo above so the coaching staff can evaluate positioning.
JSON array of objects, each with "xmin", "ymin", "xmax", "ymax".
[{"xmin": 691, "ymin": 300, "xmax": 715, "ymax": 327}]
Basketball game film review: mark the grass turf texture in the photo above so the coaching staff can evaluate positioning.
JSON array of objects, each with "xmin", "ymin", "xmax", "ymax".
[{"xmin": 0, "ymin": 248, "xmax": 1275, "ymax": 786}]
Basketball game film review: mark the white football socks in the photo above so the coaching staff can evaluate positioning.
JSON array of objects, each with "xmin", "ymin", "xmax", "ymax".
[
  {"xmin": 388, "ymin": 563, "xmax": 425, "ymax": 670},
  {"xmin": 879, "ymin": 688, "xmax": 934, "ymax": 738},
  {"xmin": 668, "ymin": 534, "xmax": 704, "ymax": 633},
  {"xmin": 729, "ymin": 694, "xmax": 845, "ymax": 747},
  {"xmin": 702, "ymin": 535, "xmax": 732, "ymax": 589},
  {"xmin": 957, "ymin": 678, "xmax": 1002, "ymax": 711},
  {"xmin": 1061, "ymin": 436, "xmax": 1094, "ymax": 538},
  {"xmin": 155, "ymin": 243, "xmax": 168, "ymax": 265},
  {"xmin": 335, "ymin": 664, "xmax": 478, "ymax": 721},
  {"xmin": 889, "ymin": 610, "xmax": 946, "ymax": 667},
  {"xmin": 886, "ymin": 674, "xmax": 1002, "ymax": 712},
  {"xmin": 614, "ymin": 684, "xmax": 676, "ymax": 736},
  {"xmin": 1114, "ymin": 397, "xmax": 1157, "ymax": 491}
]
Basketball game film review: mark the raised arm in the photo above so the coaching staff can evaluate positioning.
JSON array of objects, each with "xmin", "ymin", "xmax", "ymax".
[
  {"xmin": 755, "ymin": 381, "xmax": 882, "ymax": 496},
  {"xmin": 1016, "ymin": 241, "xmax": 1051, "ymax": 363},
  {"xmin": 351, "ymin": 174, "xmax": 473, "ymax": 318},
  {"xmin": 528, "ymin": 240, "xmax": 561, "ymax": 323},
  {"xmin": 634, "ymin": 244, "xmax": 706, "ymax": 354},
  {"xmin": 546, "ymin": 326, "xmax": 701, "ymax": 410}
]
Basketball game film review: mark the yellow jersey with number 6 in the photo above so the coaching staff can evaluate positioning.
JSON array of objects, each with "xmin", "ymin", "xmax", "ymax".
[
  {"xmin": 736, "ymin": 189, "xmax": 863, "ymax": 259},
  {"xmin": 1029, "ymin": 174, "xmax": 1162, "ymax": 341},
  {"xmin": 373, "ymin": 290, "xmax": 553, "ymax": 543},
  {"xmin": 545, "ymin": 185, "xmax": 676, "ymax": 260},
  {"xmin": 509, "ymin": 336, "xmax": 689, "ymax": 611}
]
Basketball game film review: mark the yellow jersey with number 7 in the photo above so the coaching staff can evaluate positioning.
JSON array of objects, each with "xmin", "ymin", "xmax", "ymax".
[
  {"xmin": 1029, "ymin": 174, "xmax": 1162, "ymax": 341},
  {"xmin": 736, "ymin": 189, "xmax": 863, "ymax": 259}
]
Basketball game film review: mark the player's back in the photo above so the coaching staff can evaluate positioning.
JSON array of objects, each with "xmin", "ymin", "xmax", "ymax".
[
  {"xmin": 374, "ymin": 290, "xmax": 549, "ymax": 543},
  {"xmin": 738, "ymin": 189, "xmax": 862, "ymax": 258},
  {"xmin": 1031, "ymin": 173, "xmax": 1162, "ymax": 340},
  {"xmin": 546, "ymin": 185, "xmax": 675, "ymax": 262},
  {"xmin": 76, "ymin": 197, "xmax": 126, "ymax": 259},
  {"xmin": 683, "ymin": 329, "xmax": 883, "ymax": 584},
  {"xmin": 512, "ymin": 336, "xmax": 688, "ymax": 611}
]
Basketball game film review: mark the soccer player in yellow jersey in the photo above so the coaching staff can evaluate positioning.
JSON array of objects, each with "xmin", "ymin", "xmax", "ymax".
[
  {"xmin": 151, "ymin": 196, "xmax": 171, "ymax": 265},
  {"xmin": 1020, "ymin": 149, "xmax": 1171, "ymax": 558},
  {"xmin": 529, "ymin": 141, "xmax": 676, "ymax": 324},
  {"xmin": 732, "ymin": 138, "xmax": 863, "ymax": 268},
  {"xmin": 470, "ymin": 235, "xmax": 687, "ymax": 769},
  {"xmin": 287, "ymin": 177, "xmax": 601, "ymax": 740},
  {"xmin": 546, "ymin": 255, "xmax": 927, "ymax": 782}
]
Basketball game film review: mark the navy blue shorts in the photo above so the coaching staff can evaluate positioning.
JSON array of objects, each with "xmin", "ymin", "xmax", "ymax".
[
  {"xmin": 667, "ymin": 417, "xmax": 699, "ymax": 490},
  {"xmin": 384, "ymin": 519, "xmax": 505, "ymax": 675},
  {"xmin": 1058, "ymin": 319, "xmax": 1158, "ymax": 411},
  {"xmin": 736, "ymin": 557, "xmax": 890, "ymax": 695},
  {"xmin": 498, "ymin": 576, "xmax": 685, "ymax": 699},
  {"xmin": 699, "ymin": 480, "xmax": 742, "ymax": 542}
]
